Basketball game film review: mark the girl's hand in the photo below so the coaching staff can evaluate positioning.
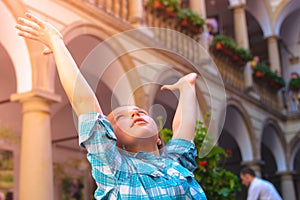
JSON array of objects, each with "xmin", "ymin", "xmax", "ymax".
[
  {"xmin": 15, "ymin": 12, "xmax": 63, "ymax": 55},
  {"xmin": 161, "ymin": 73, "xmax": 198, "ymax": 91}
]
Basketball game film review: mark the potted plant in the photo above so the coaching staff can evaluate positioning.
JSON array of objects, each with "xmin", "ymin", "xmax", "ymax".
[
  {"xmin": 149, "ymin": 0, "xmax": 167, "ymax": 11},
  {"xmin": 164, "ymin": 0, "xmax": 180, "ymax": 18},
  {"xmin": 289, "ymin": 76, "xmax": 300, "ymax": 91},
  {"xmin": 177, "ymin": 9, "xmax": 205, "ymax": 33},
  {"xmin": 177, "ymin": 9, "xmax": 189, "ymax": 27},
  {"xmin": 211, "ymin": 35, "xmax": 253, "ymax": 66},
  {"xmin": 212, "ymin": 35, "xmax": 236, "ymax": 56},
  {"xmin": 252, "ymin": 63, "xmax": 285, "ymax": 90}
]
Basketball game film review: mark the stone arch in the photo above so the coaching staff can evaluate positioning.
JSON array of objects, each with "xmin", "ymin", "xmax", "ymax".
[
  {"xmin": 261, "ymin": 118, "xmax": 287, "ymax": 171},
  {"xmin": 274, "ymin": 0, "xmax": 300, "ymax": 35},
  {"xmin": 275, "ymin": 0, "xmax": 300, "ymax": 79},
  {"xmin": 0, "ymin": 1, "xmax": 33, "ymax": 93},
  {"xmin": 246, "ymin": 0, "xmax": 273, "ymax": 37},
  {"xmin": 245, "ymin": 9, "xmax": 269, "ymax": 62},
  {"xmin": 225, "ymin": 98, "xmax": 256, "ymax": 161}
]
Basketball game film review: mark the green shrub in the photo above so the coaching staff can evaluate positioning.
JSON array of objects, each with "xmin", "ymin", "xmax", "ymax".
[{"xmin": 160, "ymin": 121, "xmax": 241, "ymax": 199}]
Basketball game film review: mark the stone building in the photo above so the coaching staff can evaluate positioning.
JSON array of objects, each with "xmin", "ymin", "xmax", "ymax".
[{"xmin": 0, "ymin": 0, "xmax": 299, "ymax": 199}]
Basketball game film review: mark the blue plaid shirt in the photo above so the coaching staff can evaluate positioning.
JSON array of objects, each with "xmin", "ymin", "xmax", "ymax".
[{"xmin": 79, "ymin": 112, "xmax": 207, "ymax": 200}]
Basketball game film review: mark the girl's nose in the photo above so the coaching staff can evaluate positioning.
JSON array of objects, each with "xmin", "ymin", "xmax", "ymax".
[{"xmin": 130, "ymin": 110, "xmax": 140, "ymax": 118}]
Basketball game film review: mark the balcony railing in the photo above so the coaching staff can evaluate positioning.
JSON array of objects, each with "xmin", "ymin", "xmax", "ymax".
[
  {"xmin": 83, "ymin": 0, "xmax": 130, "ymax": 21},
  {"xmin": 71, "ymin": 0, "xmax": 300, "ymax": 116},
  {"xmin": 210, "ymin": 48, "xmax": 246, "ymax": 92},
  {"xmin": 253, "ymin": 80, "xmax": 283, "ymax": 111}
]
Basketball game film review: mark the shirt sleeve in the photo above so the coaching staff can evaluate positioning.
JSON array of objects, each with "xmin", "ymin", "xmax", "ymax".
[
  {"xmin": 164, "ymin": 138, "xmax": 197, "ymax": 172},
  {"xmin": 78, "ymin": 112, "xmax": 122, "ymax": 176}
]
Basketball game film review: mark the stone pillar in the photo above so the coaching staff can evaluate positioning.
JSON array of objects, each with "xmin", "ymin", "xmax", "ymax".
[
  {"xmin": 277, "ymin": 171, "xmax": 297, "ymax": 200},
  {"xmin": 190, "ymin": 0, "xmax": 206, "ymax": 17},
  {"xmin": 11, "ymin": 90, "xmax": 60, "ymax": 200},
  {"xmin": 229, "ymin": 3, "xmax": 249, "ymax": 49},
  {"xmin": 190, "ymin": 0, "xmax": 208, "ymax": 49},
  {"xmin": 229, "ymin": 1, "xmax": 252, "ymax": 91},
  {"xmin": 266, "ymin": 35, "xmax": 281, "ymax": 74},
  {"xmin": 128, "ymin": 0, "xmax": 143, "ymax": 27}
]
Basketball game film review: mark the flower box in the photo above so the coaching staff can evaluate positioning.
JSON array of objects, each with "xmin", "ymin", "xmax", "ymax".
[
  {"xmin": 252, "ymin": 63, "xmax": 285, "ymax": 91},
  {"xmin": 211, "ymin": 35, "xmax": 253, "ymax": 67},
  {"xmin": 289, "ymin": 77, "xmax": 300, "ymax": 91}
]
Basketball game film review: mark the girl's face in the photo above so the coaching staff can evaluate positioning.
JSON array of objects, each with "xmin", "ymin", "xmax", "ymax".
[{"xmin": 108, "ymin": 106, "xmax": 159, "ymax": 147}]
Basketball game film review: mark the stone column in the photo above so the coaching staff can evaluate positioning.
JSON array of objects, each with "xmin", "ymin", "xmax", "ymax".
[
  {"xmin": 229, "ymin": 2, "xmax": 252, "ymax": 90},
  {"xmin": 277, "ymin": 171, "xmax": 297, "ymax": 200},
  {"xmin": 128, "ymin": 0, "xmax": 143, "ymax": 27},
  {"xmin": 190, "ymin": 0, "xmax": 208, "ymax": 49},
  {"xmin": 11, "ymin": 90, "xmax": 60, "ymax": 200},
  {"xmin": 266, "ymin": 35, "xmax": 281, "ymax": 74},
  {"xmin": 229, "ymin": 3, "xmax": 249, "ymax": 49}
]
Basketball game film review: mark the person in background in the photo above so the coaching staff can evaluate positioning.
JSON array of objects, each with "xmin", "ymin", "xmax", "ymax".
[
  {"xmin": 240, "ymin": 167, "xmax": 282, "ymax": 200},
  {"xmin": 206, "ymin": 18, "xmax": 218, "ymax": 44}
]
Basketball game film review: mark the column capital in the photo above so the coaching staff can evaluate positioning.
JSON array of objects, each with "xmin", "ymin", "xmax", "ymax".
[
  {"xmin": 10, "ymin": 89, "xmax": 61, "ymax": 104},
  {"xmin": 10, "ymin": 90, "xmax": 61, "ymax": 114},
  {"xmin": 241, "ymin": 159, "xmax": 265, "ymax": 167},
  {"xmin": 276, "ymin": 170, "xmax": 297, "ymax": 178},
  {"xmin": 264, "ymin": 34, "xmax": 281, "ymax": 40},
  {"xmin": 228, "ymin": 3, "xmax": 246, "ymax": 10}
]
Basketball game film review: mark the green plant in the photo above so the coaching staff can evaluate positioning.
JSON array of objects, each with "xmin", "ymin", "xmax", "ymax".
[
  {"xmin": 160, "ymin": 121, "xmax": 241, "ymax": 199},
  {"xmin": 177, "ymin": 9, "xmax": 204, "ymax": 25},
  {"xmin": 253, "ymin": 63, "xmax": 285, "ymax": 89},
  {"xmin": 163, "ymin": 0, "xmax": 180, "ymax": 11},
  {"xmin": 149, "ymin": 0, "xmax": 180, "ymax": 11},
  {"xmin": 233, "ymin": 47, "xmax": 253, "ymax": 62},
  {"xmin": 289, "ymin": 77, "xmax": 300, "ymax": 90},
  {"xmin": 212, "ymin": 35, "xmax": 253, "ymax": 63},
  {"xmin": 149, "ymin": 0, "xmax": 205, "ymax": 34}
]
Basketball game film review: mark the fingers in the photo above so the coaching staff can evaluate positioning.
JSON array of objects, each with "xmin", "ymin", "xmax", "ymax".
[
  {"xmin": 15, "ymin": 23, "xmax": 39, "ymax": 38},
  {"xmin": 17, "ymin": 31, "xmax": 39, "ymax": 41},
  {"xmin": 17, "ymin": 16, "xmax": 40, "ymax": 31},
  {"xmin": 16, "ymin": 14, "xmax": 41, "ymax": 40},
  {"xmin": 25, "ymin": 12, "xmax": 45, "ymax": 29}
]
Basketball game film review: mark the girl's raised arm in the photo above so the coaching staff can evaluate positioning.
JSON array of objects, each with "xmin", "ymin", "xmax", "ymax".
[
  {"xmin": 161, "ymin": 73, "xmax": 197, "ymax": 141},
  {"xmin": 16, "ymin": 13, "xmax": 102, "ymax": 116}
]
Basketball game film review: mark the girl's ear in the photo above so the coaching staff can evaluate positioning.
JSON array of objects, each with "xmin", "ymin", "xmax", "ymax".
[
  {"xmin": 157, "ymin": 134, "xmax": 165, "ymax": 149},
  {"xmin": 157, "ymin": 138, "xmax": 162, "ymax": 146}
]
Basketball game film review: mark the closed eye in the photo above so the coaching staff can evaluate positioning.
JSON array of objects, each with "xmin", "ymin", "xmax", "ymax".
[
  {"xmin": 115, "ymin": 115, "xmax": 124, "ymax": 121},
  {"xmin": 138, "ymin": 110, "xmax": 147, "ymax": 115}
]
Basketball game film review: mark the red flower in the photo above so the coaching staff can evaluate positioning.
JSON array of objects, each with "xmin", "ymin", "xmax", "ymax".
[
  {"xmin": 225, "ymin": 149, "xmax": 232, "ymax": 155},
  {"xmin": 215, "ymin": 42, "xmax": 223, "ymax": 50},
  {"xmin": 199, "ymin": 161, "xmax": 209, "ymax": 167},
  {"xmin": 255, "ymin": 70, "xmax": 263, "ymax": 78}
]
